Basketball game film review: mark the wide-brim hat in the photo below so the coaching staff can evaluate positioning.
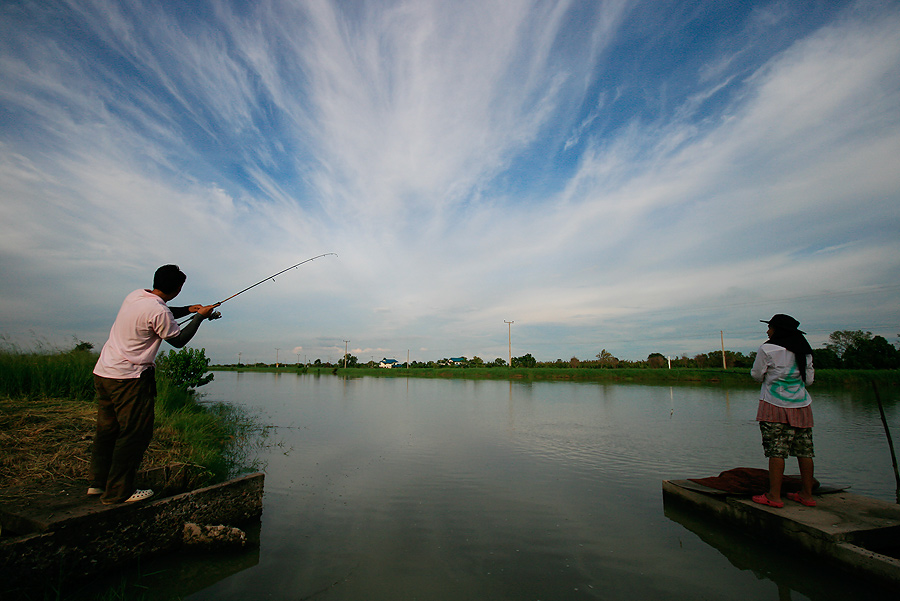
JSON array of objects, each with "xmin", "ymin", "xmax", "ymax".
[{"xmin": 761, "ymin": 314, "xmax": 805, "ymax": 334}]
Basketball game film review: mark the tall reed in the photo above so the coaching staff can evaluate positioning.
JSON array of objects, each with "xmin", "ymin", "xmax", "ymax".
[{"xmin": 0, "ymin": 348, "xmax": 96, "ymax": 402}]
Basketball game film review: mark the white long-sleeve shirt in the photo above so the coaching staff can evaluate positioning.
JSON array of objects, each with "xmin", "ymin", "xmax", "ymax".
[{"xmin": 750, "ymin": 343, "xmax": 814, "ymax": 408}]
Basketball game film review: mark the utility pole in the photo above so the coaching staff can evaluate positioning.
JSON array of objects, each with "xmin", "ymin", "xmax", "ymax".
[
  {"xmin": 505, "ymin": 320, "xmax": 514, "ymax": 367},
  {"xmin": 720, "ymin": 331, "xmax": 727, "ymax": 369},
  {"xmin": 343, "ymin": 340, "xmax": 349, "ymax": 369}
]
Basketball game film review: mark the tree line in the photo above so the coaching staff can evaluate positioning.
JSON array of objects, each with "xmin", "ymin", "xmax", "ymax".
[
  {"xmin": 565, "ymin": 330, "xmax": 898, "ymax": 370},
  {"xmin": 813, "ymin": 330, "xmax": 900, "ymax": 369},
  {"xmin": 214, "ymin": 330, "xmax": 899, "ymax": 370}
]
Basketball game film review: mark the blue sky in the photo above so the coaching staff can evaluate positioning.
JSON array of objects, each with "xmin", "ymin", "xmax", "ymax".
[{"xmin": 2, "ymin": 0, "xmax": 899, "ymax": 365}]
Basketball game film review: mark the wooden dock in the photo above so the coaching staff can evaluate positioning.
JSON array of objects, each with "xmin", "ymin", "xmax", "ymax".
[{"xmin": 663, "ymin": 478, "xmax": 900, "ymax": 588}]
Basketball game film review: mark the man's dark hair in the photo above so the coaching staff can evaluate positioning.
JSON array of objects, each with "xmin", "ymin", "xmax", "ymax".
[{"xmin": 153, "ymin": 264, "xmax": 187, "ymax": 294}]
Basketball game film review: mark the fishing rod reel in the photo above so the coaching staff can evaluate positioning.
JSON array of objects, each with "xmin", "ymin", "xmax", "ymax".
[{"xmin": 176, "ymin": 309, "xmax": 222, "ymax": 326}]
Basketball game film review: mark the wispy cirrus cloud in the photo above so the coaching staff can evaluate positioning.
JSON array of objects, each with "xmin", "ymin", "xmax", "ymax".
[{"xmin": 1, "ymin": 1, "xmax": 898, "ymax": 363}]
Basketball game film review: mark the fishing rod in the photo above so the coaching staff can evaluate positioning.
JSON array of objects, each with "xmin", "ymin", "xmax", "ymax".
[
  {"xmin": 872, "ymin": 383, "xmax": 900, "ymax": 504},
  {"xmin": 216, "ymin": 253, "xmax": 338, "ymax": 304},
  {"xmin": 178, "ymin": 253, "xmax": 338, "ymax": 324}
]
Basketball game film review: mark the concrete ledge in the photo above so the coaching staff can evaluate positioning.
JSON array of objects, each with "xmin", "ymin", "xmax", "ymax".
[
  {"xmin": 663, "ymin": 479, "xmax": 900, "ymax": 587},
  {"xmin": 0, "ymin": 472, "xmax": 264, "ymax": 595},
  {"xmin": 833, "ymin": 541, "xmax": 900, "ymax": 585}
]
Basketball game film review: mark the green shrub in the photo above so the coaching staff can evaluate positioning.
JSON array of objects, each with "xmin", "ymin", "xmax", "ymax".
[{"xmin": 156, "ymin": 347, "xmax": 214, "ymax": 390}]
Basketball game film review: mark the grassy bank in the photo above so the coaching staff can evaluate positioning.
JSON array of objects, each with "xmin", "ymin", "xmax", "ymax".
[
  {"xmin": 213, "ymin": 365, "xmax": 900, "ymax": 388},
  {"xmin": 0, "ymin": 349, "xmax": 258, "ymax": 500}
]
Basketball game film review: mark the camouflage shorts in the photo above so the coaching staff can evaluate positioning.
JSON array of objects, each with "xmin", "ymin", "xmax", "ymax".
[{"xmin": 759, "ymin": 421, "xmax": 814, "ymax": 459}]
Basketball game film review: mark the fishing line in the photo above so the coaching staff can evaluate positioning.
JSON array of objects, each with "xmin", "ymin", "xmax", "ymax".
[{"xmin": 178, "ymin": 252, "xmax": 338, "ymax": 324}]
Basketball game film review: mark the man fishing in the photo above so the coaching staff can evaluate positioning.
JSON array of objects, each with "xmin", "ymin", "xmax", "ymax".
[{"xmin": 89, "ymin": 264, "xmax": 221, "ymax": 505}]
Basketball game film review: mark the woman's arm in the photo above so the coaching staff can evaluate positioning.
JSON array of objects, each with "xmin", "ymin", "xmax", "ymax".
[{"xmin": 750, "ymin": 347, "xmax": 768, "ymax": 382}]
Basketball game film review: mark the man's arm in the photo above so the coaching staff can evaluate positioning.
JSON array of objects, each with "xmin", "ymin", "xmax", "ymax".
[
  {"xmin": 166, "ymin": 314, "xmax": 204, "ymax": 348},
  {"xmin": 165, "ymin": 303, "xmax": 220, "ymax": 348},
  {"xmin": 170, "ymin": 306, "xmax": 191, "ymax": 319},
  {"xmin": 170, "ymin": 304, "xmax": 208, "ymax": 319}
]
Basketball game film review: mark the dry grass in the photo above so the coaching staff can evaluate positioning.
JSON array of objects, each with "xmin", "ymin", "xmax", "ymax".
[{"xmin": 0, "ymin": 396, "xmax": 187, "ymax": 502}]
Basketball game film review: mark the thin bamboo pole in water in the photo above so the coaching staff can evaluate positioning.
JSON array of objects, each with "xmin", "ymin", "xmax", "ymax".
[{"xmin": 873, "ymin": 382, "xmax": 900, "ymax": 504}]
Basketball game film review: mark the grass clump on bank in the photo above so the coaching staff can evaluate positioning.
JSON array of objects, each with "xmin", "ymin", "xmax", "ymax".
[
  {"xmin": 0, "ymin": 347, "xmax": 260, "ymax": 502},
  {"xmin": 155, "ymin": 377, "xmax": 262, "ymax": 483}
]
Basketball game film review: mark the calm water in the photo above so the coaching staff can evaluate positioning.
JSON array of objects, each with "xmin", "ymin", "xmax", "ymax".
[{"xmin": 136, "ymin": 373, "xmax": 899, "ymax": 600}]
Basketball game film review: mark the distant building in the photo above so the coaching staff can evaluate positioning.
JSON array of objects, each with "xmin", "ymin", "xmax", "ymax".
[
  {"xmin": 379, "ymin": 358, "xmax": 399, "ymax": 368},
  {"xmin": 437, "ymin": 357, "xmax": 467, "ymax": 366}
]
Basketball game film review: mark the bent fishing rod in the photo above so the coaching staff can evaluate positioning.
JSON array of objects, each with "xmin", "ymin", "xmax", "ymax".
[{"xmin": 178, "ymin": 252, "xmax": 338, "ymax": 324}]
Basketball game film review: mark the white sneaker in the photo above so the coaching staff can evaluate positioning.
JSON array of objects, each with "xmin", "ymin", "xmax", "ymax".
[{"xmin": 124, "ymin": 489, "xmax": 154, "ymax": 503}]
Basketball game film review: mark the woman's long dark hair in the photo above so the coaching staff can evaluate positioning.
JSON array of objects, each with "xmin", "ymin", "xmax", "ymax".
[{"xmin": 768, "ymin": 329, "xmax": 814, "ymax": 383}]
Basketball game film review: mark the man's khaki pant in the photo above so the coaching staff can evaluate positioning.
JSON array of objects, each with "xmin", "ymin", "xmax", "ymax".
[{"xmin": 90, "ymin": 369, "xmax": 156, "ymax": 504}]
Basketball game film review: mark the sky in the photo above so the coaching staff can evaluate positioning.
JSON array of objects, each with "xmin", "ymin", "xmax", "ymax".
[{"xmin": 1, "ymin": 0, "xmax": 899, "ymax": 366}]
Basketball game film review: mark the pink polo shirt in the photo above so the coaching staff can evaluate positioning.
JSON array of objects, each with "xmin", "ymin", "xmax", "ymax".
[{"xmin": 93, "ymin": 289, "xmax": 181, "ymax": 379}]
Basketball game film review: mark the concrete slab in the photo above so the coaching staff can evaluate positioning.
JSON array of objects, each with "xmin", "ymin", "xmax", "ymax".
[
  {"xmin": 0, "ymin": 472, "xmax": 265, "ymax": 597},
  {"xmin": 0, "ymin": 481, "xmax": 108, "ymax": 535},
  {"xmin": 0, "ymin": 462, "xmax": 204, "ymax": 536},
  {"xmin": 663, "ymin": 479, "xmax": 900, "ymax": 588},
  {"xmin": 732, "ymin": 488, "xmax": 900, "ymax": 542}
]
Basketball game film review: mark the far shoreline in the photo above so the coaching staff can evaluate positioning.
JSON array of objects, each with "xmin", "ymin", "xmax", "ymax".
[{"xmin": 210, "ymin": 366, "xmax": 900, "ymax": 389}]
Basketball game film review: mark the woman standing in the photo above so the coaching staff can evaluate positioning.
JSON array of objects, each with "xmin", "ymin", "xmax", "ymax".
[{"xmin": 750, "ymin": 314, "xmax": 817, "ymax": 508}]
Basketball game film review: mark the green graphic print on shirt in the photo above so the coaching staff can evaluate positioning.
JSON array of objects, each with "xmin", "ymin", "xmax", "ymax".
[{"xmin": 768, "ymin": 363, "xmax": 806, "ymax": 404}]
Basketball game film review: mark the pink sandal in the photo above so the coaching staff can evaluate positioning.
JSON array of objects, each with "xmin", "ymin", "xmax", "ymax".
[
  {"xmin": 786, "ymin": 492, "xmax": 816, "ymax": 507},
  {"xmin": 752, "ymin": 494, "xmax": 784, "ymax": 508}
]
